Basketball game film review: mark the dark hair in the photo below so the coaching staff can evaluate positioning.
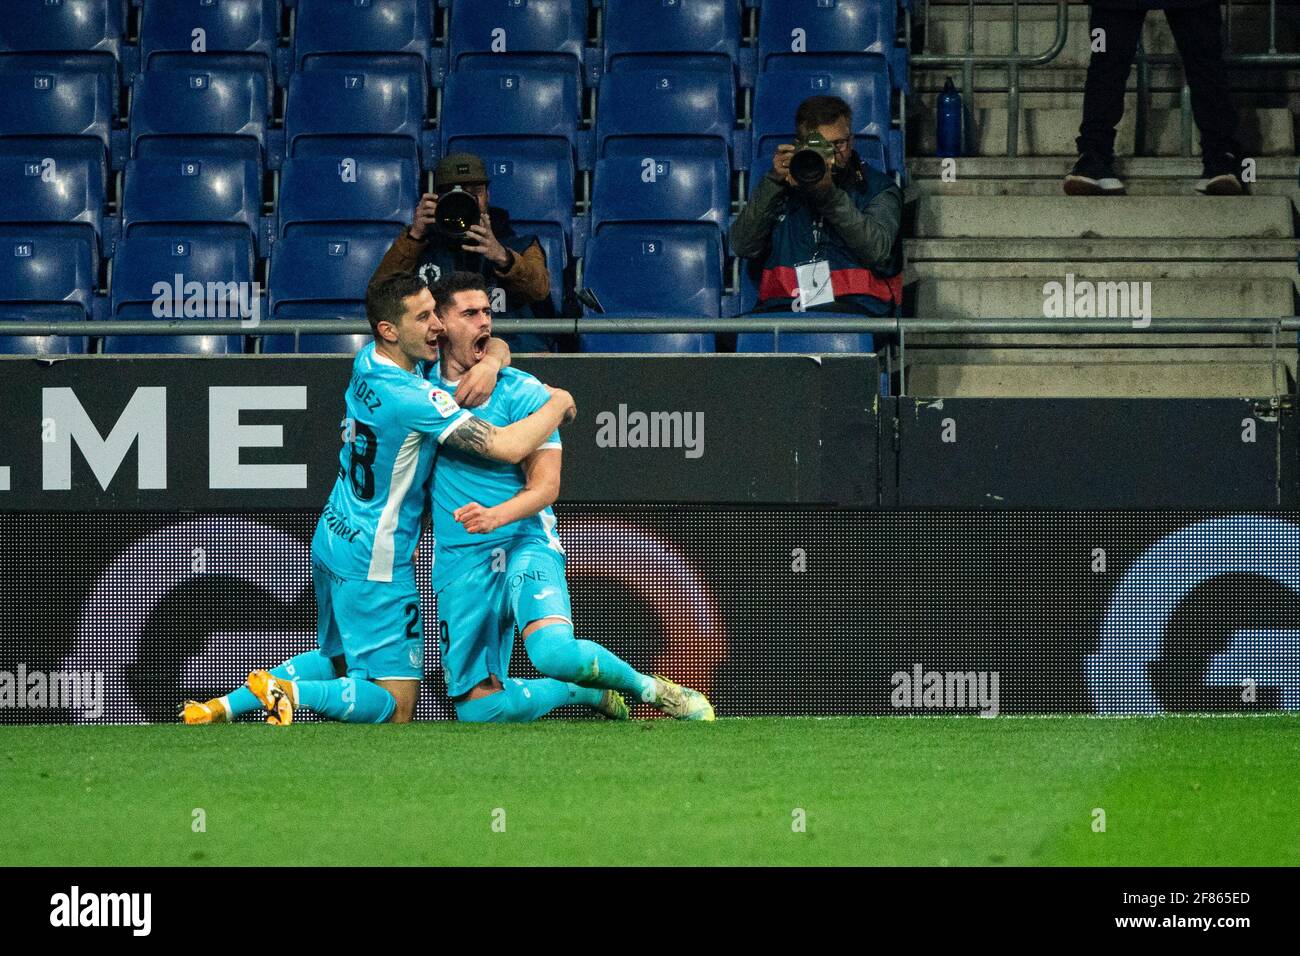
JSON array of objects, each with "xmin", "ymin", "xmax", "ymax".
[
  {"xmin": 366, "ymin": 272, "xmax": 429, "ymax": 339},
  {"xmin": 795, "ymin": 95, "xmax": 852, "ymax": 137},
  {"xmin": 431, "ymin": 271, "xmax": 488, "ymax": 316}
]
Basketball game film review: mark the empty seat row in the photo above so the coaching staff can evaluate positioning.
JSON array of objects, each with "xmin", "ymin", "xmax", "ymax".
[
  {"xmin": 1, "ymin": 142, "xmax": 729, "ymax": 256},
  {"xmin": 0, "ymin": 1, "xmax": 907, "ymax": 92},
  {"xmin": 0, "ymin": 58, "xmax": 899, "ymax": 175}
]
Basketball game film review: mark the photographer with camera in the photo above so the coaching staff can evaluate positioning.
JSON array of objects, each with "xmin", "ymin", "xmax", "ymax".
[
  {"xmin": 731, "ymin": 96, "xmax": 903, "ymax": 315},
  {"xmin": 368, "ymin": 153, "xmax": 554, "ymax": 352}
]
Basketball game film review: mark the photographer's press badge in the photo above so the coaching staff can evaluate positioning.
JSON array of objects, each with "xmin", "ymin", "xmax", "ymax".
[{"xmin": 794, "ymin": 259, "xmax": 834, "ymax": 309}]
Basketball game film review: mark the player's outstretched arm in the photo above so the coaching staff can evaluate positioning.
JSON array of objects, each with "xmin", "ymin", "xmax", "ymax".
[
  {"xmin": 454, "ymin": 448, "xmax": 562, "ymax": 534},
  {"xmin": 453, "ymin": 337, "xmax": 512, "ymax": 409},
  {"xmin": 443, "ymin": 388, "xmax": 575, "ymax": 464}
]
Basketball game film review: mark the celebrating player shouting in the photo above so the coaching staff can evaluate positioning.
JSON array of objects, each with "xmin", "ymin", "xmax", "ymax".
[
  {"xmin": 428, "ymin": 272, "xmax": 715, "ymax": 722},
  {"xmin": 181, "ymin": 273, "xmax": 576, "ymax": 725}
]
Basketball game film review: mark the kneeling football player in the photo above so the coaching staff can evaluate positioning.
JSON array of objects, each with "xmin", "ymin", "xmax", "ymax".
[
  {"xmin": 429, "ymin": 272, "xmax": 715, "ymax": 723},
  {"xmin": 181, "ymin": 273, "xmax": 575, "ymax": 725}
]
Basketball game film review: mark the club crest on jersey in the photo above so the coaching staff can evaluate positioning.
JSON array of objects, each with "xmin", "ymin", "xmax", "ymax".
[{"xmin": 428, "ymin": 387, "xmax": 458, "ymax": 417}]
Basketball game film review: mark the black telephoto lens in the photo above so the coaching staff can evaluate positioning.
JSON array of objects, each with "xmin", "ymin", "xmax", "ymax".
[
  {"xmin": 434, "ymin": 188, "xmax": 481, "ymax": 239},
  {"xmin": 789, "ymin": 147, "xmax": 827, "ymax": 187}
]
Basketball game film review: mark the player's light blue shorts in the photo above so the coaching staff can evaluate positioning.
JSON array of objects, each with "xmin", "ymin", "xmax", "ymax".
[
  {"xmin": 313, "ymin": 558, "xmax": 425, "ymax": 681},
  {"xmin": 435, "ymin": 541, "xmax": 572, "ymax": 698}
]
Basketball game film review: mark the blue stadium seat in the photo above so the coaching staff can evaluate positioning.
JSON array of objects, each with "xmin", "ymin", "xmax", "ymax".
[
  {"xmin": 263, "ymin": 224, "xmax": 390, "ymax": 351},
  {"xmin": 579, "ymin": 224, "xmax": 721, "ymax": 352},
  {"xmin": 579, "ymin": 332, "xmax": 715, "ymax": 353},
  {"xmin": 751, "ymin": 63, "xmax": 893, "ymax": 174},
  {"xmin": 482, "ymin": 147, "xmax": 573, "ymax": 240},
  {"xmin": 757, "ymin": 0, "xmax": 900, "ymax": 77},
  {"xmin": 0, "ymin": 227, "xmax": 96, "ymax": 322},
  {"xmin": 293, "ymin": 0, "xmax": 432, "ymax": 84},
  {"xmin": 736, "ymin": 331, "xmax": 874, "ymax": 353},
  {"xmin": 0, "ymin": 140, "xmax": 106, "ymax": 259},
  {"xmin": 0, "ymin": 57, "xmax": 115, "ymax": 161},
  {"xmin": 268, "ymin": 225, "xmax": 390, "ymax": 318},
  {"xmin": 0, "ymin": 224, "xmax": 93, "ymax": 360},
  {"xmin": 263, "ymin": 225, "xmax": 389, "ymax": 351},
  {"xmin": 258, "ymin": 330, "xmax": 371, "ymax": 354},
  {"xmin": 0, "ymin": 0, "xmax": 124, "ymax": 58},
  {"xmin": 129, "ymin": 67, "xmax": 269, "ymax": 166},
  {"xmin": 104, "ymin": 233, "xmax": 252, "ymax": 353},
  {"xmin": 121, "ymin": 154, "xmax": 261, "ymax": 261},
  {"xmin": 278, "ymin": 155, "xmax": 418, "ymax": 238},
  {"xmin": 285, "ymin": 67, "xmax": 427, "ymax": 168},
  {"xmin": 140, "ymin": 0, "xmax": 278, "ymax": 107},
  {"xmin": 595, "ymin": 71, "xmax": 737, "ymax": 168},
  {"xmin": 590, "ymin": 154, "xmax": 729, "ymax": 239},
  {"xmin": 441, "ymin": 67, "xmax": 580, "ymax": 168},
  {"xmin": 449, "ymin": 0, "xmax": 588, "ymax": 86},
  {"xmin": 0, "ymin": 0, "xmax": 125, "ymax": 90},
  {"xmin": 459, "ymin": 145, "xmax": 571, "ymax": 315},
  {"xmin": 603, "ymin": 0, "xmax": 749, "ymax": 87},
  {"xmin": 0, "ymin": 331, "xmax": 86, "ymax": 354}
]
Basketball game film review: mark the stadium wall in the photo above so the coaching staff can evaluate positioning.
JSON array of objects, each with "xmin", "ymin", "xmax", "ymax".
[{"xmin": 0, "ymin": 356, "xmax": 1297, "ymax": 720}]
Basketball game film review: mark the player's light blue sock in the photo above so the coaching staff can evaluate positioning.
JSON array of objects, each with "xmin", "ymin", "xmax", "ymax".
[
  {"xmin": 454, "ymin": 678, "xmax": 600, "ymax": 723},
  {"xmin": 524, "ymin": 622, "xmax": 655, "ymax": 702},
  {"xmin": 221, "ymin": 650, "xmax": 338, "ymax": 718},
  {"xmin": 294, "ymin": 677, "xmax": 396, "ymax": 724}
]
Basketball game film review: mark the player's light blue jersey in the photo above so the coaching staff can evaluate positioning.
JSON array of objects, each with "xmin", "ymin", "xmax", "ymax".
[
  {"xmin": 431, "ymin": 362, "xmax": 563, "ymax": 585},
  {"xmin": 312, "ymin": 342, "xmax": 473, "ymax": 583}
]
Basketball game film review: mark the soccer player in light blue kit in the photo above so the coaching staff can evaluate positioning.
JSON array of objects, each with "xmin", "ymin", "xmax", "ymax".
[
  {"xmin": 180, "ymin": 273, "xmax": 576, "ymax": 725},
  {"xmin": 429, "ymin": 272, "xmax": 715, "ymax": 722}
]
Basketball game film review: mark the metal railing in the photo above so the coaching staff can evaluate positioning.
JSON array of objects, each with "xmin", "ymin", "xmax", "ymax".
[
  {"xmin": 1, "ymin": 316, "xmax": 1296, "ymax": 338},
  {"xmin": 4, "ymin": 316, "xmax": 1292, "ymax": 401},
  {"xmin": 912, "ymin": 0, "xmax": 1299, "ymax": 158},
  {"xmin": 912, "ymin": 0, "xmax": 1071, "ymax": 158}
]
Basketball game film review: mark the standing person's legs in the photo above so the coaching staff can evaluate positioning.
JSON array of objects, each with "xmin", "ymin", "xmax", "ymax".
[
  {"xmin": 1165, "ymin": 1, "xmax": 1242, "ymax": 181},
  {"xmin": 1076, "ymin": 3, "xmax": 1147, "ymax": 159}
]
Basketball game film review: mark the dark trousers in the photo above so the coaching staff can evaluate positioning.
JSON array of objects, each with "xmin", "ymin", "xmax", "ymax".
[{"xmin": 1077, "ymin": 1, "xmax": 1240, "ymax": 165}]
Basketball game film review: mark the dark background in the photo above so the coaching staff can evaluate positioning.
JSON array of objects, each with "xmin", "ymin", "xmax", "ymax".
[{"xmin": 1, "ymin": 508, "xmax": 1297, "ymax": 721}]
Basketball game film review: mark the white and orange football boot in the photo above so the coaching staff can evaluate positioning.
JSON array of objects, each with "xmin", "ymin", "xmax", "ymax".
[{"xmin": 245, "ymin": 670, "xmax": 297, "ymax": 726}]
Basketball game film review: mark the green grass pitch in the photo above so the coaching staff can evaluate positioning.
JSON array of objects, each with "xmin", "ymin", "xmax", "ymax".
[{"xmin": 2, "ymin": 715, "xmax": 1297, "ymax": 866}]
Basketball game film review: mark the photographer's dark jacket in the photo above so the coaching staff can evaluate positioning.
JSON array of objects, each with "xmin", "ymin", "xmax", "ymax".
[
  {"xmin": 368, "ymin": 207, "xmax": 552, "ymax": 348},
  {"xmin": 729, "ymin": 152, "xmax": 903, "ymax": 314}
]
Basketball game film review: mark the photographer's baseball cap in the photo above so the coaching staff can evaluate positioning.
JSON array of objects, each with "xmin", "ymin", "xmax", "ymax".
[{"xmin": 434, "ymin": 153, "xmax": 489, "ymax": 190}]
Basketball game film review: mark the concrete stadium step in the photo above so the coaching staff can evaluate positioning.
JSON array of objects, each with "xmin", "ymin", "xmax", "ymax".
[
  {"xmin": 912, "ymin": 277, "xmax": 1295, "ymax": 320},
  {"xmin": 918, "ymin": 0, "xmax": 1287, "ymax": 70},
  {"xmin": 904, "ymin": 237, "xmax": 1299, "ymax": 264},
  {"xmin": 910, "ymin": 105, "xmax": 1295, "ymax": 156},
  {"xmin": 910, "ymin": 66, "xmax": 1300, "ymax": 99},
  {"xmin": 913, "ymin": 196, "xmax": 1293, "ymax": 238},
  {"xmin": 908, "ymin": 155, "xmax": 1299, "ymax": 183},
  {"xmin": 904, "ymin": 331, "xmax": 1290, "ymax": 348},
  {"xmin": 904, "ymin": 347, "xmax": 1285, "ymax": 398},
  {"xmin": 907, "ymin": 177, "xmax": 1300, "ymax": 200}
]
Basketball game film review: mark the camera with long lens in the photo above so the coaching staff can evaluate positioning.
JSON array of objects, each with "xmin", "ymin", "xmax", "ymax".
[
  {"xmin": 433, "ymin": 186, "xmax": 481, "ymax": 240},
  {"xmin": 788, "ymin": 134, "xmax": 837, "ymax": 188}
]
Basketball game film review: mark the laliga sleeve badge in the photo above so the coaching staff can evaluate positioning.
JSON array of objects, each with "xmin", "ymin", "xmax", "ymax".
[{"xmin": 428, "ymin": 387, "xmax": 460, "ymax": 417}]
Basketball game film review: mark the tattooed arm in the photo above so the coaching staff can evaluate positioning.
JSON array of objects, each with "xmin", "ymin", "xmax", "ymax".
[{"xmin": 443, "ymin": 388, "xmax": 575, "ymax": 464}]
